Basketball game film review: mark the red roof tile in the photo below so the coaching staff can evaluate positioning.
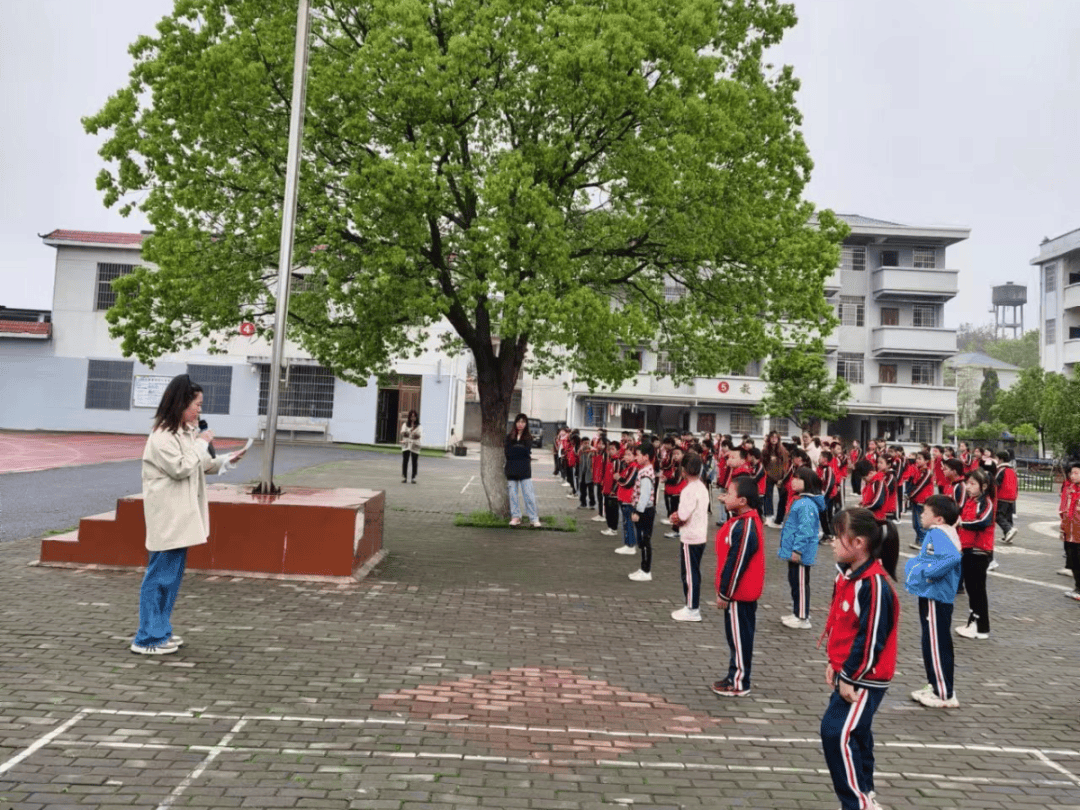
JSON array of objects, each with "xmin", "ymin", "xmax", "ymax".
[
  {"xmin": 0, "ymin": 320, "xmax": 50, "ymax": 335},
  {"xmin": 42, "ymin": 229, "xmax": 147, "ymax": 246}
]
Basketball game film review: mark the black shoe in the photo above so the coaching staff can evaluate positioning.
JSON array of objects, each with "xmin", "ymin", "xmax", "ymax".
[{"xmin": 402, "ymin": 478, "xmax": 407, "ymax": 483}]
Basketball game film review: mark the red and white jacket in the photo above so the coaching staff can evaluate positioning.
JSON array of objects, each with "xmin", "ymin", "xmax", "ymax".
[
  {"xmin": 715, "ymin": 509, "xmax": 765, "ymax": 603},
  {"xmin": 907, "ymin": 465, "xmax": 935, "ymax": 505},
  {"xmin": 995, "ymin": 464, "xmax": 1018, "ymax": 503},
  {"xmin": 822, "ymin": 558, "xmax": 899, "ymax": 690},
  {"xmin": 958, "ymin": 493, "xmax": 995, "ymax": 553}
]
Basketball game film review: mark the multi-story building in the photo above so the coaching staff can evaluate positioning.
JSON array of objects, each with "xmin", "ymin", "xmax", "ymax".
[
  {"xmin": 1031, "ymin": 227, "xmax": 1080, "ymax": 375},
  {"xmin": 561, "ymin": 214, "xmax": 969, "ymax": 446},
  {"xmin": 0, "ymin": 230, "xmax": 468, "ymax": 447}
]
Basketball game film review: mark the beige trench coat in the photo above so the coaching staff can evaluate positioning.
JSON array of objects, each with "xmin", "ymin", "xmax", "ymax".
[
  {"xmin": 142, "ymin": 425, "xmax": 225, "ymax": 551},
  {"xmin": 400, "ymin": 423, "xmax": 422, "ymax": 454}
]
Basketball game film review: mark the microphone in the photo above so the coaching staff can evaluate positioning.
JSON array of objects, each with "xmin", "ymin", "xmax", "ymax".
[{"xmin": 198, "ymin": 419, "xmax": 217, "ymax": 458}]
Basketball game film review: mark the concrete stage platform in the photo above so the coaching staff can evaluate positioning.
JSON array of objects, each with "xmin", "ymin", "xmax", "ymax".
[{"xmin": 37, "ymin": 484, "xmax": 384, "ymax": 580}]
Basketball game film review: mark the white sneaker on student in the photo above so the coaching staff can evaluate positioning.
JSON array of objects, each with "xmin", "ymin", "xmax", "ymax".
[
  {"xmin": 671, "ymin": 607, "xmax": 702, "ymax": 622},
  {"xmin": 1003, "ymin": 527, "xmax": 1018, "ymax": 544},
  {"xmin": 1059, "ymin": 568, "xmax": 1073, "ymax": 577},
  {"xmin": 987, "ymin": 558, "xmax": 999, "ymax": 571},
  {"xmin": 600, "ymin": 528, "xmax": 617, "ymax": 536},
  {"xmin": 955, "ymin": 621, "xmax": 988, "ymax": 640},
  {"xmin": 913, "ymin": 689, "xmax": 960, "ymax": 709},
  {"xmin": 628, "ymin": 569, "xmax": 652, "ymax": 582},
  {"xmin": 782, "ymin": 616, "xmax": 811, "ymax": 629},
  {"xmin": 660, "ymin": 518, "xmax": 672, "ymax": 525},
  {"xmin": 591, "ymin": 515, "xmax": 606, "ymax": 522},
  {"xmin": 614, "ymin": 545, "xmax": 637, "ymax": 555}
]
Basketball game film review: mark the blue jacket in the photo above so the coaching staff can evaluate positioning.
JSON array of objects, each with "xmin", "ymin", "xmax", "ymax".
[
  {"xmin": 904, "ymin": 525, "xmax": 962, "ymax": 603},
  {"xmin": 777, "ymin": 494, "xmax": 825, "ymax": 565}
]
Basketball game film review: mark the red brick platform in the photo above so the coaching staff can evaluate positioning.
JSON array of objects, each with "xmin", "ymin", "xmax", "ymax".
[{"xmin": 38, "ymin": 484, "xmax": 384, "ymax": 579}]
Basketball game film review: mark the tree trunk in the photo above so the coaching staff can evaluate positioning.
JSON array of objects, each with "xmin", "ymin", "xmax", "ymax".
[{"xmin": 478, "ymin": 383, "xmax": 511, "ymax": 517}]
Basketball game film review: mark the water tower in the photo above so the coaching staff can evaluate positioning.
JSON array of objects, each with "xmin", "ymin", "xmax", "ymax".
[{"xmin": 992, "ymin": 282, "xmax": 1026, "ymax": 339}]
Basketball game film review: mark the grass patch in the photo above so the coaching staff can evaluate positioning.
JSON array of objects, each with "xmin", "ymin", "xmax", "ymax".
[
  {"xmin": 339, "ymin": 443, "xmax": 447, "ymax": 458},
  {"xmin": 44, "ymin": 525, "xmax": 79, "ymax": 536},
  {"xmin": 454, "ymin": 511, "xmax": 577, "ymax": 532}
]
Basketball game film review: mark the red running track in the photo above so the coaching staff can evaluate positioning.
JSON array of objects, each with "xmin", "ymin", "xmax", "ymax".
[{"xmin": 0, "ymin": 432, "xmax": 245, "ymax": 475}]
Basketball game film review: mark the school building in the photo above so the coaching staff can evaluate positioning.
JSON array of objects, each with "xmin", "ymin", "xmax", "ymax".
[
  {"xmin": 559, "ymin": 214, "xmax": 969, "ymax": 446},
  {"xmin": 1031, "ymin": 226, "xmax": 1080, "ymax": 376},
  {"xmin": 0, "ymin": 230, "xmax": 469, "ymax": 448}
]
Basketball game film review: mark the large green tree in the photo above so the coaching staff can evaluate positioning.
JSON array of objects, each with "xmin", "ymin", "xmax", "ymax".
[
  {"xmin": 756, "ymin": 340, "xmax": 849, "ymax": 428},
  {"xmin": 85, "ymin": 0, "xmax": 845, "ymax": 513}
]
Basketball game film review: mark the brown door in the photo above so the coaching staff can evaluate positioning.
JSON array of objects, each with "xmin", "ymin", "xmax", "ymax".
[{"xmin": 881, "ymin": 308, "xmax": 899, "ymax": 326}]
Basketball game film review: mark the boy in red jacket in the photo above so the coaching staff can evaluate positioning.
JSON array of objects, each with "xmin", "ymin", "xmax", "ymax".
[
  {"xmin": 994, "ymin": 450, "xmax": 1019, "ymax": 544},
  {"xmin": 821, "ymin": 507, "xmax": 900, "ymax": 810},
  {"xmin": 711, "ymin": 476, "xmax": 765, "ymax": 697}
]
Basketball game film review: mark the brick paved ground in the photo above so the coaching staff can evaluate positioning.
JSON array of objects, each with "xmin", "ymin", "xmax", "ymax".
[{"xmin": 1, "ymin": 449, "xmax": 1079, "ymax": 809}]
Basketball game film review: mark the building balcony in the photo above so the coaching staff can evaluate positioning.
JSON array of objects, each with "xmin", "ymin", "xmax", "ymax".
[
  {"xmin": 1063, "ymin": 283, "xmax": 1080, "ymax": 312},
  {"xmin": 871, "ymin": 267, "xmax": 959, "ymax": 302},
  {"xmin": 693, "ymin": 376, "xmax": 768, "ymax": 402},
  {"xmin": 1062, "ymin": 339, "xmax": 1080, "ymax": 366},
  {"xmin": 868, "ymin": 384, "xmax": 956, "ymax": 414},
  {"xmin": 871, "ymin": 326, "xmax": 957, "ymax": 358}
]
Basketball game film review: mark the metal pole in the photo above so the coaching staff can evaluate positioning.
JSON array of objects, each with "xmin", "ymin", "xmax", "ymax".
[{"xmin": 257, "ymin": 0, "xmax": 312, "ymax": 494}]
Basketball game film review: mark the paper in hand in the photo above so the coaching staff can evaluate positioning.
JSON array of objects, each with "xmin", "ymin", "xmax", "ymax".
[{"xmin": 217, "ymin": 438, "xmax": 253, "ymax": 476}]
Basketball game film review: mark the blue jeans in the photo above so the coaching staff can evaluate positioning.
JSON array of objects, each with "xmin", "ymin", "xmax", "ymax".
[
  {"xmin": 911, "ymin": 502, "xmax": 927, "ymax": 547},
  {"xmin": 620, "ymin": 503, "xmax": 636, "ymax": 548},
  {"xmin": 508, "ymin": 478, "xmax": 539, "ymax": 523},
  {"xmin": 134, "ymin": 548, "xmax": 187, "ymax": 646}
]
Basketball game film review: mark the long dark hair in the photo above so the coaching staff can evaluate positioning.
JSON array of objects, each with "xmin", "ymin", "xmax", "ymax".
[
  {"xmin": 405, "ymin": 409, "xmax": 419, "ymax": 428},
  {"xmin": 153, "ymin": 374, "xmax": 203, "ymax": 434},
  {"xmin": 507, "ymin": 412, "xmax": 532, "ymax": 444}
]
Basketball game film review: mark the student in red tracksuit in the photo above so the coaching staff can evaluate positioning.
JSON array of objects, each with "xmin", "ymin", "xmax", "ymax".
[
  {"xmin": 664, "ymin": 447, "xmax": 687, "ymax": 539},
  {"xmin": 820, "ymin": 507, "xmax": 900, "ymax": 810},
  {"xmin": 1060, "ymin": 464, "xmax": 1080, "ymax": 599},
  {"xmin": 711, "ymin": 476, "xmax": 765, "ymax": 697},
  {"xmin": 854, "ymin": 457, "xmax": 898, "ymax": 581},
  {"xmin": 906, "ymin": 451, "xmax": 936, "ymax": 550},
  {"xmin": 591, "ymin": 438, "xmax": 608, "ymax": 522},
  {"xmin": 614, "ymin": 445, "xmax": 639, "ymax": 553},
  {"xmin": 600, "ymin": 441, "xmax": 621, "ymax": 538},
  {"xmin": 748, "ymin": 447, "xmax": 767, "ymax": 517},
  {"xmin": 955, "ymin": 468, "xmax": 995, "ymax": 640},
  {"xmin": 993, "ymin": 450, "xmax": 1019, "ymax": 545},
  {"xmin": 931, "ymin": 446, "xmax": 949, "ymax": 494},
  {"xmin": 847, "ymin": 440, "xmax": 865, "ymax": 496},
  {"xmin": 817, "ymin": 450, "xmax": 840, "ymax": 542}
]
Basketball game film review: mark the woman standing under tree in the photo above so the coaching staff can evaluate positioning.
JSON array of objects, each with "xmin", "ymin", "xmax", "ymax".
[
  {"xmin": 400, "ymin": 410, "xmax": 422, "ymax": 483},
  {"xmin": 506, "ymin": 413, "xmax": 542, "ymax": 528},
  {"xmin": 131, "ymin": 374, "xmax": 246, "ymax": 655}
]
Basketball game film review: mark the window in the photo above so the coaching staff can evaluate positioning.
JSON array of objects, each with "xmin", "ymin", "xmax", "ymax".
[
  {"xmin": 909, "ymin": 418, "xmax": 933, "ymax": 444},
  {"xmin": 739, "ymin": 359, "xmax": 763, "ymax": 377},
  {"xmin": 879, "ymin": 250, "xmax": 899, "ymax": 268},
  {"xmin": 837, "ymin": 353, "xmax": 864, "ymax": 383},
  {"xmin": 1046, "ymin": 319, "xmax": 1056, "ymax": 345},
  {"xmin": 697, "ymin": 413, "xmax": 716, "ymax": 433},
  {"xmin": 880, "ymin": 307, "xmax": 899, "ymax": 326},
  {"xmin": 912, "ymin": 246, "xmax": 936, "ymax": 269},
  {"xmin": 912, "ymin": 304, "xmax": 937, "ymax": 328},
  {"xmin": 85, "ymin": 359, "xmax": 133, "ymax": 410},
  {"xmin": 878, "ymin": 364, "xmax": 897, "ymax": 384},
  {"xmin": 626, "ymin": 350, "xmax": 643, "ymax": 371},
  {"xmin": 656, "ymin": 352, "xmax": 677, "ymax": 375},
  {"xmin": 911, "ymin": 361, "xmax": 935, "ymax": 386},
  {"xmin": 258, "ymin": 364, "xmax": 335, "ymax": 418},
  {"xmin": 730, "ymin": 408, "xmax": 760, "ymax": 436},
  {"xmin": 841, "ymin": 246, "xmax": 866, "ymax": 272},
  {"xmin": 95, "ymin": 263, "xmax": 135, "ymax": 310},
  {"xmin": 1045, "ymin": 263, "xmax": 1057, "ymax": 292},
  {"xmin": 663, "ymin": 280, "xmax": 686, "ymax": 301},
  {"xmin": 839, "ymin": 296, "xmax": 865, "ymax": 327},
  {"xmin": 187, "ymin": 364, "xmax": 233, "ymax": 415},
  {"xmin": 1070, "ymin": 271, "xmax": 1080, "ymax": 286},
  {"xmin": 584, "ymin": 401, "xmax": 607, "ymax": 428}
]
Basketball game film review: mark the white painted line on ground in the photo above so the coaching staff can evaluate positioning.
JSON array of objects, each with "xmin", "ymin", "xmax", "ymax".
[
  {"xmin": 0, "ymin": 708, "xmax": 90, "ymax": 775},
  {"xmin": 898, "ymin": 550, "xmax": 1067, "ymax": 591},
  {"xmin": 155, "ymin": 717, "xmax": 247, "ymax": 810},
  {"xmin": 1033, "ymin": 749, "xmax": 1080, "ymax": 787},
  {"xmin": 461, "ymin": 475, "xmax": 475, "ymax": 494}
]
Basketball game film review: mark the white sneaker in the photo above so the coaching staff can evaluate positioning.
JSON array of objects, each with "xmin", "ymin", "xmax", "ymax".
[
  {"xmin": 663, "ymin": 531, "xmax": 680, "ymax": 539},
  {"xmin": 671, "ymin": 607, "xmax": 702, "ymax": 622},
  {"xmin": 660, "ymin": 518, "xmax": 672, "ymax": 525},
  {"xmin": 1003, "ymin": 527, "xmax": 1018, "ymax": 544},
  {"xmin": 561, "ymin": 482, "xmax": 570, "ymax": 487},
  {"xmin": 987, "ymin": 559, "xmax": 999, "ymax": 572},
  {"xmin": 615, "ymin": 545, "xmax": 637, "ymax": 555},
  {"xmin": 955, "ymin": 622, "xmax": 988, "ymax": 640},
  {"xmin": 1064, "ymin": 590, "xmax": 1080, "ymax": 602},
  {"xmin": 1058, "ymin": 568, "xmax": 1073, "ymax": 577},
  {"xmin": 130, "ymin": 640, "xmax": 180, "ymax": 655},
  {"xmin": 566, "ymin": 493, "xmax": 577, "ymax": 499},
  {"xmin": 782, "ymin": 615, "xmax": 811, "ymax": 629},
  {"xmin": 909, "ymin": 684, "xmax": 934, "ymax": 702},
  {"xmin": 913, "ymin": 689, "xmax": 960, "ymax": 709},
  {"xmin": 509, "ymin": 518, "xmax": 521, "ymax": 527},
  {"xmin": 591, "ymin": 515, "xmax": 606, "ymax": 522},
  {"xmin": 779, "ymin": 613, "xmax": 796, "ymax": 624},
  {"xmin": 531, "ymin": 520, "xmax": 542, "ymax": 528},
  {"xmin": 600, "ymin": 528, "xmax": 617, "ymax": 536},
  {"xmin": 628, "ymin": 569, "xmax": 653, "ymax": 582}
]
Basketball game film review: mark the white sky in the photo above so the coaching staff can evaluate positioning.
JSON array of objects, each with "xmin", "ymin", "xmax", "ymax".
[{"xmin": 2, "ymin": 0, "xmax": 1076, "ymax": 329}]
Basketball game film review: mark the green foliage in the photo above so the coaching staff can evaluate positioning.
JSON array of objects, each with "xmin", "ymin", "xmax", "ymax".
[
  {"xmin": 955, "ymin": 421, "xmax": 1009, "ymax": 442},
  {"xmin": 974, "ymin": 368, "xmax": 999, "ymax": 424},
  {"xmin": 755, "ymin": 341, "xmax": 850, "ymax": 424},
  {"xmin": 1040, "ymin": 371, "xmax": 1080, "ymax": 458},
  {"xmin": 985, "ymin": 329, "xmax": 1039, "ymax": 369},
  {"xmin": 84, "ymin": 0, "xmax": 846, "ymax": 508},
  {"xmin": 992, "ymin": 366, "xmax": 1045, "ymax": 431},
  {"xmin": 1011, "ymin": 423, "xmax": 1039, "ymax": 445}
]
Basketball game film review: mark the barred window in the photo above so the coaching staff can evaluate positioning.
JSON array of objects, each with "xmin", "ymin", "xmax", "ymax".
[
  {"xmin": 1046, "ymin": 319, "xmax": 1056, "ymax": 345},
  {"xmin": 1045, "ymin": 263, "xmax": 1057, "ymax": 293},
  {"xmin": 911, "ymin": 360, "xmax": 935, "ymax": 386},
  {"xmin": 910, "ymin": 418, "xmax": 934, "ymax": 444},
  {"xmin": 839, "ymin": 296, "xmax": 865, "ymax": 327},
  {"xmin": 730, "ymin": 408, "xmax": 760, "ymax": 436},
  {"xmin": 878, "ymin": 364, "xmax": 897, "ymax": 384},
  {"xmin": 912, "ymin": 304, "xmax": 937, "ymax": 328},
  {"xmin": 841, "ymin": 246, "xmax": 866, "ymax": 272},
  {"xmin": 879, "ymin": 250, "xmax": 899, "ymax": 268},
  {"xmin": 912, "ymin": 246, "xmax": 936, "ymax": 269},
  {"xmin": 187, "ymin": 364, "xmax": 233, "ymax": 415},
  {"xmin": 656, "ymin": 352, "xmax": 677, "ymax": 376},
  {"xmin": 837, "ymin": 353, "xmax": 864, "ymax": 384},
  {"xmin": 85, "ymin": 359, "xmax": 133, "ymax": 410},
  {"xmin": 584, "ymin": 401, "xmax": 607, "ymax": 428},
  {"xmin": 95, "ymin": 263, "xmax": 134, "ymax": 310},
  {"xmin": 258, "ymin": 364, "xmax": 335, "ymax": 418},
  {"xmin": 697, "ymin": 413, "xmax": 716, "ymax": 433}
]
